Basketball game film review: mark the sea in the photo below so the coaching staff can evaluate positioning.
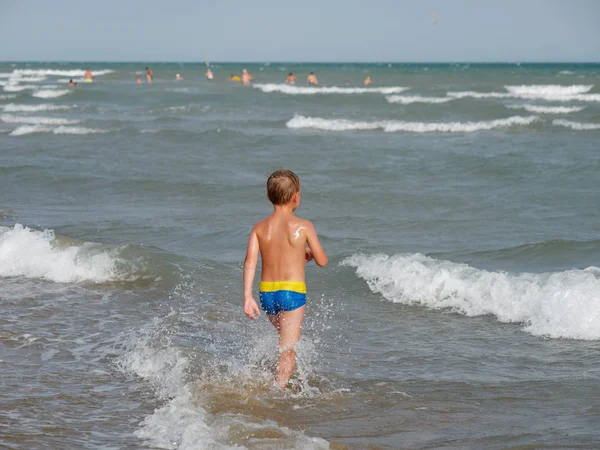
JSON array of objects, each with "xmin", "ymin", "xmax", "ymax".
[{"xmin": 1, "ymin": 62, "xmax": 599, "ymax": 449}]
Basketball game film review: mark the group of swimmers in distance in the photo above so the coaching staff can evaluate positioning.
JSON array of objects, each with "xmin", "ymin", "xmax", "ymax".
[{"xmin": 72, "ymin": 67, "xmax": 374, "ymax": 87}]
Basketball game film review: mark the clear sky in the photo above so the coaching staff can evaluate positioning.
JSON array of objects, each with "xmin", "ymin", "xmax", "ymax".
[{"xmin": 1, "ymin": 0, "xmax": 598, "ymax": 62}]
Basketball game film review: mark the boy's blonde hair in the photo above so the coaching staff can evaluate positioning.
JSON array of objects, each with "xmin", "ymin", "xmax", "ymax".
[{"xmin": 267, "ymin": 169, "xmax": 300, "ymax": 205}]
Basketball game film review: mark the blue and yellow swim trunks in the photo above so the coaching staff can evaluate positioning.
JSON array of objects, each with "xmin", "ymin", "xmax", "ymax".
[{"xmin": 259, "ymin": 281, "xmax": 306, "ymax": 316}]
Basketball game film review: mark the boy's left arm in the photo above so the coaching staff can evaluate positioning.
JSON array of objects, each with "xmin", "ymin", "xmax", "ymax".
[{"xmin": 243, "ymin": 228, "xmax": 261, "ymax": 320}]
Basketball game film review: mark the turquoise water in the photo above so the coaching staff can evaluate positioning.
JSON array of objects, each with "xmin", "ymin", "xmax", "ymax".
[{"xmin": 1, "ymin": 62, "xmax": 599, "ymax": 449}]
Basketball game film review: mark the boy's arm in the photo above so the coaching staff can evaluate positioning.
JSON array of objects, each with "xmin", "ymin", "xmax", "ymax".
[
  {"xmin": 243, "ymin": 228, "xmax": 261, "ymax": 320},
  {"xmin": 305, "ymin": 221, "xmax": 328, "ymax": 267}
]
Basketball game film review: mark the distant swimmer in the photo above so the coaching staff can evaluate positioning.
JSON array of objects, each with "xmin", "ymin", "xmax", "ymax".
[
  {"xmin": 84, "ymin": 68, "xmax": 93, "ymax": 83},
  {"xmin": 344, "ymin": 80, "xmax": 350, "ymax": 85},
  {"xmin": 364, "ymin": 76, "xmax": 372, "ymax": 86},
  {"xmin": 145, "ymin": 67, "xmax": 153, "ymax": 83},
  {"xmin": 230, "ymin": 73, "xmax": 241, "ymax": 82},
  {"xmin": 241, "ymin": 68, "xmax": 253, "ymax": 86},
  {"xmin": 175, "ymin": 73, "xmax": 183, "ymax": 81},
  {"xmin": 136, "ymin": 76, "xmax": 142, "ymax": 84},
  {"xmin": 68, "ymin": 79, "xmax": 78, "ymax": 87},
  {"xmin": 307, "ymin": 72, "xmax": 318, "ymax": 85},
  {"xmin": 286, "ymin": 73, "xmax": 298, "ymax": 84},
  {"xmin": 206, "ymin": 68, "xmax": 214, "ymax": 80}
]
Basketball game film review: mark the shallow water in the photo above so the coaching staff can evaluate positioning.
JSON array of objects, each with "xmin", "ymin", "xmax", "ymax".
[{"xmin": 1, "ymin": 62, "xmax": 599, "ymax": 449}]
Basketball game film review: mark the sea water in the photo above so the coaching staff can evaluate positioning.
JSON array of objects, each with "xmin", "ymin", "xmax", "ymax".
[{"xmin": 1, "ymin": 62, "xmax": 599, "ymax": 449}]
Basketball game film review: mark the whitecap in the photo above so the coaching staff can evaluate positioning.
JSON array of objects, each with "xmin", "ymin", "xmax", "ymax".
[
  {"xmin": 32, "ymin": 89, "xmax": 71, "ymax": 99},
  {"xmin": 341, "ymin": 253, "xmax": 600, "ymax": 340},
  {"xmin": 1, "ymin": 114, "xmax": 78, "ymax": 125},
  {"xmin": 552, "ymin": 119, "xmax": 600, "ymax": 130},
  {"xmin": 286, "ymin": 115, "xmax": 539, "ymax": 133},
  {"xmin": 386, "ymin": 95, "xmax": 453, "ymax": 104},
  {"xmin": 2, "ymin": 103, "xmax": 73, "ymax": 112},
  {"xmin": 254, "ymin": 83, "xmax": 409, "ymax": 95},
  {"xmin": 506, "ymin": 104, "xmax": 585, "ymax": 114}
]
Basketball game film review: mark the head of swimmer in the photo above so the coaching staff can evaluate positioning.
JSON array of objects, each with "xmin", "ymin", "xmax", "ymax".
[{"xmin": 266, "ymin": 169, "xmax": 301, "ymax": 211}]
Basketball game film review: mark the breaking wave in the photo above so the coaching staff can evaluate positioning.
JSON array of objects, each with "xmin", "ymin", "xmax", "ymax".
[
  {"xmin": 552, "ymin": 119, "xmax": 600, "ymax": 130},
  {"xmin": 286, "ymin": 115, "xmax": 539, "ymax": 133},
  {"xmin": 341, "ymin": 253, "xmax": 600, "ymax": 340},
  {"xmin": 386, "ymin": 95, "xmax": 453, "ymax": 104},
  {"xmin": 506, "ymin": 104, "xmax": 585, "ymax": 114},
  {"xmin": 254, "ymin": 83, "xmax": 409, "ymax": 95},
  {"xmin": 32, "ymin": 89, "xmax": 71, "ymax": 99}
]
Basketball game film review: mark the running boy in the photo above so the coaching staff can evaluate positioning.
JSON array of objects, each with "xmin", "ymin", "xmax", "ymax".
[{"xmin": 243, "ymin": 169, "xmax": 328, "ymax": 388}]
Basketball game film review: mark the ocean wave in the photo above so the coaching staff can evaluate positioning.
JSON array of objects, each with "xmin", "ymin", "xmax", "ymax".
[
  {"xmin": 10, "ymin": 125, "xmax": 106, "ymax": 136},
  {"xmin": 1, "ymin": 103, "xmax": 73, "ymax": 112},
  {"xmin": 3, "ymin": 84, "xmax": 38, "ymax": 92},
  {"xmin": 386, "ymin": 95, "xmax": 453, "ymax": 104},
  {"xmin": 506, "ymin": 104, "xmax": 585, "ymax": 114},
  {"xmin": 254, "ymin": 83, "xmax": 409, "ymax": 95},
  {"xmin": 32, "ymin": 89, "xmax": 71, "ymax": 99},
  {"xmin": 1, "ymin": 114, "xmax": 78, "ymax": 125},
  {"xmin": 0, "ymin": 224, "xmax": 142, "ymax": 283},
  {"xmin": 558, "ymin": 71, "xmax": 575, "ymax": 75},
  {"xmin": 287, "ymin": 115, "xmax": 539, "ymax": 133},
  {"xmin": 11, "ymin": 68, "xmax": 114, "ymax": 77},
  {"xmin": 0, "ymin": 94, "xmax": 17, "ymax": 100},
  {"xmin": 341, "ymin": 253, "xmax": 600, "ymax": 340},
  {"xmin": 448, "ymin": 85, "xmax": 600, "ymax": 102},
  {"xmin": 447, "ymin": 91, "xmax": 512, "ymax": 99},
  {"xmin": 552, "ymin": 119, "xmax": 600, "ymax": 130},
  {"xmin": 505, "ymin": 84, "xmax": 593, "ymax": 96}
]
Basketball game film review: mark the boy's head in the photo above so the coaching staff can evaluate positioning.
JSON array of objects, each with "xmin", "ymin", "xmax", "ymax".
[{"xmin": 267, "ymin": 169, "xmax": 300, "ymax": 206}]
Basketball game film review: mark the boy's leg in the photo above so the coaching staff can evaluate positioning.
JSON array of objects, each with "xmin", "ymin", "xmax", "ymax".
[
  {"xmin": 275, "ymin": 306, "xmax": 305, "ymax": 387},
  {"xmin": 268, "ymin": 314, "xmax": 281, "ymax": 333}
]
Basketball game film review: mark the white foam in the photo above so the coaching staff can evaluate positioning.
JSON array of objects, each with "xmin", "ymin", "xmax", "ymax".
[
  {"xmin": 552, "ymin": 119, "xmax": 600, "ymax": 130},
  {"xmin": 10, "ymin": 125, "xmax": 105, "ymax": 136},
  {"xmin": 558, "ymin": 71, "xmax": 575, "ymax": 75},
  {"xmin": 386, "ymin": 95, "xmax": 453, "ymax": 104},
  {"xmin": 254, "ymin": 83, "xmax": 409, "ymax": 95},
  {"xmin": 342, "ymin": 253, "xmax": 600, "ymax": 340},
  {"xmin": 11, "ymin": 69, "xmax": 114, "ymax": 77},
  {"xmin": 287, "ymin": 115, "xmax": 539, "ymax": 133},
  {"xmin": 1, "ymin": 114, "xmax": 78, "ymax": 125},
  {"xmin": 0, "ymin": 224, "xmax": 128, "ymax": 283},
  {"xmin": 447, "ymin": 91, "xmax": 512, "ymax": 99},
  {"xmin": 506, "ymin": 104, "xmax": 585, "ymax": 114},
  {"xmin": 2, "ymin": 103, "xmax": 73, "ymax": 112},
  {"xmin": 118, "ymin": 319, "xmax": 329, "ymax": 450},
  {"xmin": 505, "ymin": 84, "xmax": 593, "ymax": 97},
  {"xmin": 0, "ymin": 94, "xmax": 17, "ymax": 100},
  {"xmin": 32, "ymin": 89, "xmax": 71, "ymax": 99},
  {"xmin": 3, "ymin": 84, "xmax": 38, "ymax": 92}
]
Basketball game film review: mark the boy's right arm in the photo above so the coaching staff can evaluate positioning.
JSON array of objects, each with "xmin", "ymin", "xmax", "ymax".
[
  {"xmin": 243, "ymin": 228, "xmax": 261, "ymax": 320},
  {"xmin": 305, "ymin": 221, "xmax": 328, "ymax": 267}
]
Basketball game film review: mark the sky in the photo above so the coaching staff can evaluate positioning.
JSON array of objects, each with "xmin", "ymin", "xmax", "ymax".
[{"xmin": 0, "ymin": 0, "xmax": 598, "ymax": 62}]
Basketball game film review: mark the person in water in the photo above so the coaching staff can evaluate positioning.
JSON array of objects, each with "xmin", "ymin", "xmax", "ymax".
[
  {"xmin": 243, "ymin": 169, "xmax": 328, "ymax": 388},
  {"xmin": 175, "ymin": 73, "xmax": 183, "ymax": 81},
  {"xmin": 306, "ymin": 72, "xmax": 318, "ymax": 85},
  {"xmin": 68, "ymin": 79, "xmax": 78, "ymax": 87},
  {"xmin": 206, "ymin": 68, "xmax": 214, "ymax": 80},
  {"xmin": 229, "ymin": 73, "xmax": 240, "ymax": 82},
  {"xmin": 145, "ymin": 67, "xmax": 153, "ymax": 83},
  {"xmin": 286, "ymin": 72, "xmax": 298, "ymax": 84},
  {"xmin": 84, "ymin": 68, "xmax": 93, "ymax": 82},
  {"xmin": 364, "ymin": 76, "xmax": 373, "ymax": 86},
  {"xmin": 241, "ymin": 68, "xmax": 253, "ymax": 85},
  {"xmin": 136, "ymin": 76, "xmax": 142, "ymax": 84}
]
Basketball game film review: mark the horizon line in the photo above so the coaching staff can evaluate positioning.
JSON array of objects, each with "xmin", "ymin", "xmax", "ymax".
[{"xmin": 1, "ymin": 60, "xmax": 599, "ymax": 65}]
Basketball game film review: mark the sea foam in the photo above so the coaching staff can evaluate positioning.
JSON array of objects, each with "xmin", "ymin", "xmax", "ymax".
[
  {"xmin": 1, "ymin": 114, "xmax": 78, "ymax": 125},
  {"xmin": 287, "ymin": 115, "xmax": 538, "ymax": 133},
  {"xmin": 0, "ymin": 224, "xmax": 130, "ymax": 283},
  {"xmin": 386, "ymin": 95, "xmax": 453, "ymax": 104},
  {"xmin": 552, "ymin": 119, "xmax": 600, "ymax": 130},
  {"xmin": 448, "ymin": 85, "xmax": 600, "ymax": 102},
  {"xmin": 32, "ymin": 89, "xmax": 71, "ymax": 99},
  {"xmin": 10, "ymin": 125, "xmax": 106, "ymax": 136},
  {"xmin": 11, "ymin": 68, "xmax": 114, "ymax": 77},
  {"xmin": 1, "ymin": 103, "xmax": 73, "ymax": 112},
  {"xmin": 506, "ymin": 104, "xmax": 585, "ymax": 114},
  {"xmin": 254, "ymin": 83, "xmax": 409, "ymax": 95},
  {"xmin": 341, "ymin": 253, "xmax": 600, "ymax": 340}
]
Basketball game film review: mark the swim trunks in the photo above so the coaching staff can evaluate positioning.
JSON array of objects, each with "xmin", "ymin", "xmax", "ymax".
[{"xmin": 259, "ymin": 281, "xmax": 306, "ymax": 316}]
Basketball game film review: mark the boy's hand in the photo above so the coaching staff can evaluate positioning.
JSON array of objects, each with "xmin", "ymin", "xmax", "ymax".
[
  {"xmin": 305, "ymin": 247, "xmax": 314, "ymax": 263},
  {"xmin": 244, "ymin": 297, "xmax": 261, "ymax": 320}
]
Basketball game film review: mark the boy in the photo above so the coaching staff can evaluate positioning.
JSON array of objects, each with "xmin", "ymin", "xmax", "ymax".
[{"xmin": 243, "ymin": 169, "xmax": 328, "ymax": 388}]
